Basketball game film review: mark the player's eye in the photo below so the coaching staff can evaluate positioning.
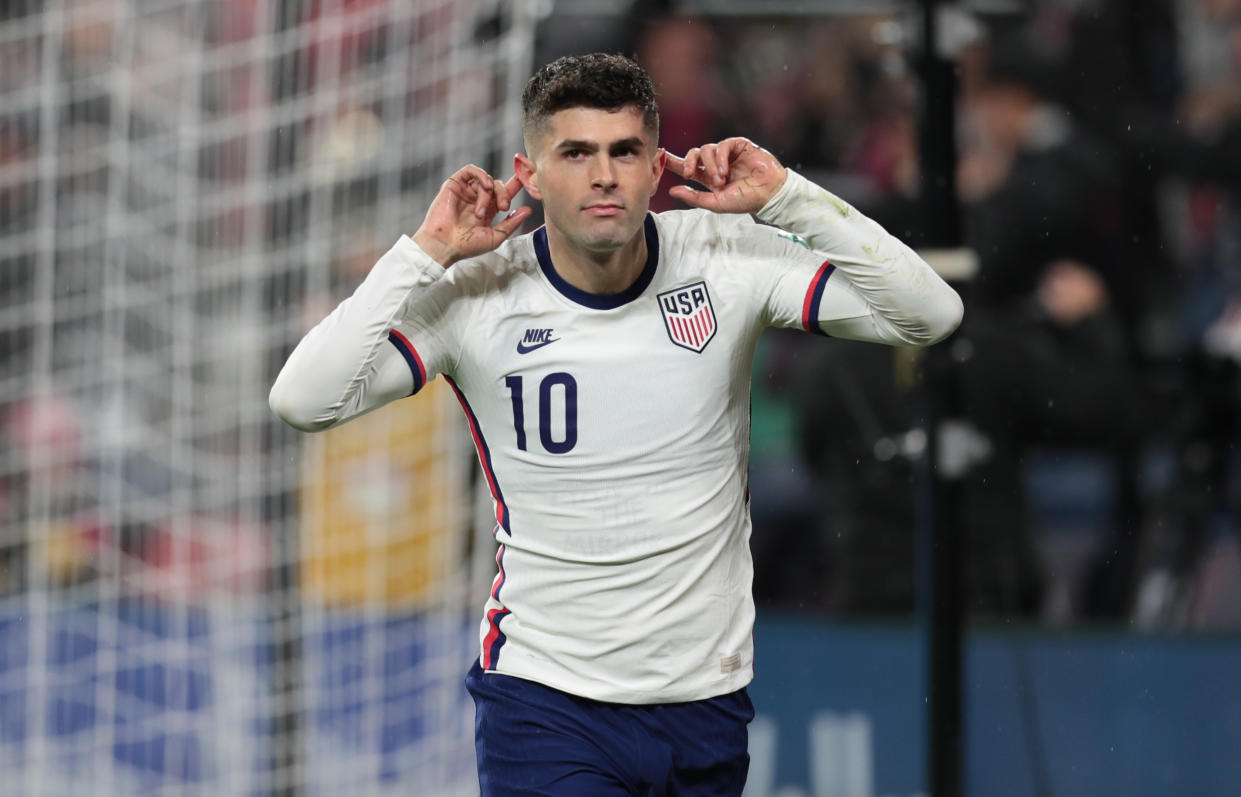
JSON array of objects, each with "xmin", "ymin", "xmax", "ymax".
[{"xmin": 563, "ymin": 149, "xmax": 585, "ymax": 160}]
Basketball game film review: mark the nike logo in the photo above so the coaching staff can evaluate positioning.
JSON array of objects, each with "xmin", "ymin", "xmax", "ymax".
[
  {"xmin": 517, "ymin": 328, "xmax": 559, "ymax": 354},
  {"xmin": 517, "ymin": 338, "xmax": 559, "ymax": 354}
]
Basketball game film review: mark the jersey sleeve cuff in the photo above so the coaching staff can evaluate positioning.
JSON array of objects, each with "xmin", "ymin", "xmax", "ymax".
[
  {"xmin": 755, "ymin": 168, "xmax": 812, "ymax": 226},
  {"xmin": 393, "ymin": 234, "xmax": 451, "ymax": 284},
  {"xmin": 755, "ymin": 169, "xmax": 860, "ymax": 243}
]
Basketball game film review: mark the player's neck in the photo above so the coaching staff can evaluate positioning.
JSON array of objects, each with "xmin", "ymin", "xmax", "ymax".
[{"xmin": 544, "ymin": 224, "xmax": 647, "ymax": 296}]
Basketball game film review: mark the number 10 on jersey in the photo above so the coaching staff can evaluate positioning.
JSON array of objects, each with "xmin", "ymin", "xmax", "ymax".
[{"xmin": 504, "ymin": 373, "xmax": 578, "ymax": 454}]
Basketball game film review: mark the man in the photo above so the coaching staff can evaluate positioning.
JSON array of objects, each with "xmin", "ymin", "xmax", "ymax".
[{"xmin": 270, "ymin": 53, "xmax": 962, "ymax": 796}]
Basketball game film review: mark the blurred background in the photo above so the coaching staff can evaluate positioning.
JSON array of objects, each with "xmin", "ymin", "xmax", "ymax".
[{"xmin": 1, "ymin": 0, "xmax": 1240, "ymax": 795}]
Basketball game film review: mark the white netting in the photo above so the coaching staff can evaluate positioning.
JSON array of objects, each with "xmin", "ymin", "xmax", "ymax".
[{"xmin": 0, "ymin": 1, "xmax": 535, "ymax": 794}]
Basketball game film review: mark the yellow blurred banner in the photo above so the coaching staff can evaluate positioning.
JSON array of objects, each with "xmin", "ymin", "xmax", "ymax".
[{"xmin": 301, "ymin": 382, "xmax": 459, "ymax": 608}]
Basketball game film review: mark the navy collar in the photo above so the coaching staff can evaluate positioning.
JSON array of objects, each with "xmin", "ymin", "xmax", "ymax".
[{"xmin": 533, "ymin": 214, "xmax": 659, "ymax": 310}]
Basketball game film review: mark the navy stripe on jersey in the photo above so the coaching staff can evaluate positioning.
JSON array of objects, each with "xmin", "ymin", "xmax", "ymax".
[
  {"xmin": 801, "ymin": 261, "xmax": 836, "ymax": 336},
  {"xmin": 482, "ymin": 545, "xmax": 510, "ymax": 668},
  {"xmin": 387, "ymin": 329, "xmax": 426, "ymax": 395},
  {"xmin": 534, "ymin": 213, "xmax": 659, "ymax": 309},
  {"xmin": 445, "ymin": 376, "xmax": 511, "ymax": 533}
]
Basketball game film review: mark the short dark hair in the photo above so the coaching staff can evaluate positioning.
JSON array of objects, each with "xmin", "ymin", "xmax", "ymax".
[{"xmin": 521, "ymin": 53, "xmax": 659, "ymax": 150}]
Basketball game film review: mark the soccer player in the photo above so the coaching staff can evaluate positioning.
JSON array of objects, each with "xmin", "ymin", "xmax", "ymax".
[{"xmin": 270, "ymin": 53, "xmax": 962, "ymax": 796}]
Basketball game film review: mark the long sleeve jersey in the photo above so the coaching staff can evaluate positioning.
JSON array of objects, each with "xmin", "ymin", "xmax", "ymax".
[{"xmin": 270, "ymin": 170, "xmax": 963, "ymax": 703}]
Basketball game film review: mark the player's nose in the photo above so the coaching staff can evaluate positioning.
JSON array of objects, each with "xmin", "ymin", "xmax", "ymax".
[{"xmin": 590, "ymin": 158, "xmax": 618, "ymax": 190}]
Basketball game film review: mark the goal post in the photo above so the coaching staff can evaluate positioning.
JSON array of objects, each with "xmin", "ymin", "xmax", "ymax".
[{"xmin": 0, "ymin": 1, "xmax": 536, "ymax": 794}]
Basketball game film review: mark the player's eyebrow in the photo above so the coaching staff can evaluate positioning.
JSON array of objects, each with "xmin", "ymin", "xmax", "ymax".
[
  {"xmin": 555, "ymin": 139, "xmax": 597, "ymax": 153},
  {"xmin": 608, "ymin": 137, "xmax": 645, "ymax": 154},
  {"xmin": 554, "ymin": 137, "xmax": 647, "ymax": 154}
]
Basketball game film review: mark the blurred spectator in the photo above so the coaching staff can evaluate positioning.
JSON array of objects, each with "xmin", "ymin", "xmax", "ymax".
[
  {"xmin": 1083, "ymin": 0, "xmax": 1241, "ymax": 623},
  {"xmin": 776, "ymin": 22, "xmax": 1150, "ymax": 621},
  {"xmin": 789, "ymin": 256, "xmax": 1141, "ymax": 621},
  {"xmin": 748, "ymin": 331, "xmax": 825, "ymax": 609},
  {"xmin": 846, "ymin": 71, "xmax": 919, "ymax": 201},
  {"xmin": 0, "ymin": 122, "xmax": 35, "ymax": 233},
  {"xmin": 638, "ymin": 16, "xmax": 729, "ymax": 211},
  {"xmin": 952, "ymin": 31, "xmax": 1153, "ymax": 620},
  {"xmin": 956, "ymin": 36, "xmax": 1129, "ymax": 313},
  {"xmin": 1, "ymin": 393, "xmax": 101, "ymax": 591},
  {"xmin": 720, "ymin": 15, "xmax": 919, "ymax": 609}
]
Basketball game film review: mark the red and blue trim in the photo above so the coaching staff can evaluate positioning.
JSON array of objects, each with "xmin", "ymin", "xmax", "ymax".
[
  {"xmin": 444, "ymin": 376, "xmax": 511, "ymax": 533},
  {"xmin": 387, "ymin": 329, "xmax": 427, "ymax": 395},
  {"xmin": 481, "ymin": 545, "xmax": 510, "ymax": 668},
  {"xmin": 801, "ymin": 260, "xmax": 836, "ymax": 337}
]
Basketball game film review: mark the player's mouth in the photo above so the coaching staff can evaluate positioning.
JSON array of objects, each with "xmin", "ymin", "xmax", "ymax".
[{"xmin": 583, "ymin": 203, "xmax": 623, "ymax": 217}]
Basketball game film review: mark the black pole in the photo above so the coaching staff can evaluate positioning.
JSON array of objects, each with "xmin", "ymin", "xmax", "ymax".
[
  {"xmin": 919, "ymin": 1, "xmax": 962, "ymax": 247},
  {"xmin": 916, "ymin": 3, "xmax": 963, "ymax": 797}
]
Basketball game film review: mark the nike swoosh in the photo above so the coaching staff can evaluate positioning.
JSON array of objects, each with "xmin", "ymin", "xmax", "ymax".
[{"xmin": 516, "ymin": 337, "xmax": 560, "ymax": 354}]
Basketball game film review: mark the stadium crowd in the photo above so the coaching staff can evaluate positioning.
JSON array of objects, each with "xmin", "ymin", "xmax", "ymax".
[
  {"xmin": 537, "ymin": 0, "xmax": 1241, "ymax": 627},
  {"xmin": 3, "ymin": 0, "xmax": 1240, "ymax": 629}
]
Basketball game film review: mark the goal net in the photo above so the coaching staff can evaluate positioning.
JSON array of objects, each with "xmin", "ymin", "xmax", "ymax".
[{"xmin": 0, "ymin": 1, "xmax": 535, "ymax": 794}]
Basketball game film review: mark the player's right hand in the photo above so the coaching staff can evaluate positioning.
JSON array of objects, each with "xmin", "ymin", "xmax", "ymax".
[{"xmin": 413, "ymin": 164, "xmax": 532, "ymax": 267}]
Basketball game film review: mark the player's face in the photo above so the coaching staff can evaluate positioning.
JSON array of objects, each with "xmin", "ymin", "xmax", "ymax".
[{"xmin": 522, "ymin": 106, "xmax": 663, "ymax": 253}]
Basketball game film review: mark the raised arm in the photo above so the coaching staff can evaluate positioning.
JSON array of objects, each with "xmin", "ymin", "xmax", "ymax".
[
  {"xmin": 269, "ymin": 165, "xmax": 530, "ymax": 432},
  {"xmin": 665, "ymin": 139, "xmax": 963, "ymax": 346}
]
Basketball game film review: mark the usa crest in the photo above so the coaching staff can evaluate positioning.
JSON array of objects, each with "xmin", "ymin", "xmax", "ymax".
[{"xmin": 658, "ymin": 281, "xmax": 717, "ymax": 353}]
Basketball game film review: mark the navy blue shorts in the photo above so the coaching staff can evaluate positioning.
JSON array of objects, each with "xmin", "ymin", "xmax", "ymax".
[{"xmin": 465, "ymin": 660, "xmax": 753, "ymax": 796}]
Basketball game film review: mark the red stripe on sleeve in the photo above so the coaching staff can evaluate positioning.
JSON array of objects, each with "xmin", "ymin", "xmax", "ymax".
[{"xmin": 801, "ymin": 261, "xmax": 833, "ymax": 332}]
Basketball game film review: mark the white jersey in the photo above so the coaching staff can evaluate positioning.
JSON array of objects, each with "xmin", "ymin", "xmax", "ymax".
[{"xmin": 270, "ymin": 170, "xmax": 962, "ymax": 704}]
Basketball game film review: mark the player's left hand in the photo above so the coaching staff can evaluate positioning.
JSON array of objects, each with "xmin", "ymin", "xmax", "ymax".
[{"xmin": 664, "ymin": 138, "xmax": 788, "ymax": 214}]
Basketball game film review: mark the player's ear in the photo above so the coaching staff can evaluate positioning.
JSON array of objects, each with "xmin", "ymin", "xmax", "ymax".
[
  {"xmin": 515, "ymin": 153, "xmax": 541, "ymax": 201},
  {"xmin": 649, "ymin": 147, "xmax": 666, "ymax": 197}
]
